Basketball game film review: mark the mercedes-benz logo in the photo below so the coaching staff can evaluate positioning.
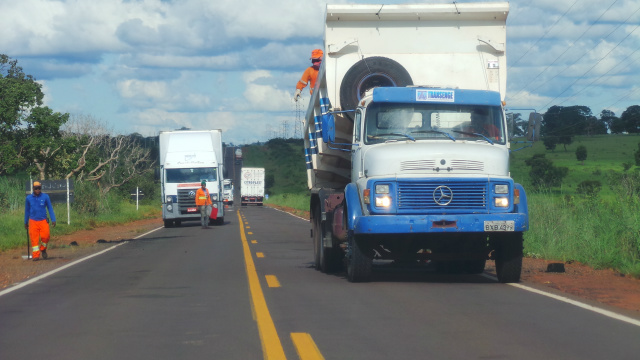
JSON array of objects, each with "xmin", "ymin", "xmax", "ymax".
[
  {"xmin": 188, "ymin": 191, "xmax": 196, "ymax": 198},
  {"xmin": 433, "ymin": 186, "xmax": 453, "ymax": 206}
]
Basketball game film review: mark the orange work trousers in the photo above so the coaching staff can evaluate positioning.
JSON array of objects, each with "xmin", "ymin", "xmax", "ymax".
[{"xmin": 29, "ymin": 219, "xmax": 50, "ymax": 259}]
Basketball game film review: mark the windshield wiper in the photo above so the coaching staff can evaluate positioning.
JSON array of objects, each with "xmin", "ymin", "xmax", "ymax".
[
  {"xmin": 368, "ymin": 133, "xmax": 416, "ymax": 142},
  {"xmin": 411, "ymin": 130, "xmax": 456, "ymax": 142},
  {"xmin": 451, "ymin": 130, "xmax": 494, "ymax": 145}
]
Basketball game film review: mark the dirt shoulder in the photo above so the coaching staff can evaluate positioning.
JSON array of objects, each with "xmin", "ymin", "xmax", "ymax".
[{"xmin": 2, "ymin": 207, "xmax": 639, "ymax": 316}]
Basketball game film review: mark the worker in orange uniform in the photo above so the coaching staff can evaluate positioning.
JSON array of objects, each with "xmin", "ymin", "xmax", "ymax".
[
  {"xmin": 24, "ymin": 181, "xmax": 56, "ymax": 261},
  {"xmin": 294, "ymin": 49, "xmax": 323, "ymax": 101},
  {"xmin": 195, "ymin": 180, "xmax": 212, "ymax": 229}
]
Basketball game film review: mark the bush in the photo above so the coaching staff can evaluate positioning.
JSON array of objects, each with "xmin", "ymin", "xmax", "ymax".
[
  {"xmin": 525, "ymin": 153, "xmax": 569, "ymax": 190},
  {"xmin": 577, "ymin": 180, "xmax": 601, "ymax": 197},
  {"xmin": 576, "ymin": 145, "xmax": 587, "ymax": 163}
]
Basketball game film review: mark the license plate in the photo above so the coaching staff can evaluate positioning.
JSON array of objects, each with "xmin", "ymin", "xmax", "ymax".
[
  {"xmin": 187, "ymin": 207, "xmax": 197, "ymax": 212},
  {"xmin": 484, "ymin": 221, "xmax": 515, "ymax": 232}
]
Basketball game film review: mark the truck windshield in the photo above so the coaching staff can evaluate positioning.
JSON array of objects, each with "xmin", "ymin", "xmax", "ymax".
[
  {"xmin": 165, "ymin": 167, "xmax": 217, "ymax": 183},
  {"xmin": 364, "ymin": 103, "xmax": 505, "ymax": 145}
]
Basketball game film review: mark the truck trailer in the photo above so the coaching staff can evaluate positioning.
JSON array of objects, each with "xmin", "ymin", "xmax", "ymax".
[
  {"xmin": 160, "ymin": 130, "xmax": 225, "ymax": 227},
  {"xmin": 240, "ymin": 167, "xmax": 265, "ymax": 206},
  {"xmin": 303, "ymin": 3, "xmax": 528, "ymax": 282}
]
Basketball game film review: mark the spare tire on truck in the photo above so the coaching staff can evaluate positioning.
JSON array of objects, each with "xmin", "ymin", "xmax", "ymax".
[{"xmin": 339, "ymin": 56, "xmax": 413, "ymax": 120}]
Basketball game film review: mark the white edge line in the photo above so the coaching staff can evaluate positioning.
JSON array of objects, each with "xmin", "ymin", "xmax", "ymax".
[
  {"xmin": 0, "ymin": 226, "xmax": 164, "ymax": 297},
  {"xmin": 480, "ymin": 273, "xmax": 640, "ymax": 327},
  {"xmin": 266, "ymin": 206, "xmax": 308, "ymax": 221}
]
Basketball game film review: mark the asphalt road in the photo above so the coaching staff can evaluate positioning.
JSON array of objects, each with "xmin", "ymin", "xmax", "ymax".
[{"xmin": 2, "ymin": 204, "xmax": 640, "ymax": 360}]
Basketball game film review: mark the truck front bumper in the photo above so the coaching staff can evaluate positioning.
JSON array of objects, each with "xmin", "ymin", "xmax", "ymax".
[{"xmin": 353, "ymin": 213, "xmax": 528, "ymax": 234}]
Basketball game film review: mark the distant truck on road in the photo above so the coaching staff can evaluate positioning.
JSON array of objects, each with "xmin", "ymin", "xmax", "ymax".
[
  {"xmin": 222, "ymin": 179, "xmax": 234, "ymax": 206},
  {"xmin": 240, "ymin": 167, "xmax": 265, "ymax": 206},
  {"xmin": 159, "ymin": 130, "xmax": 225, "ymax": 227},
  {"xmin": 303, "ymin": 3, "xmax": 528, "ymax": 282},
  {"xmin": 235, "ymin": 148, "xmax": 243, "ymax": 164}
]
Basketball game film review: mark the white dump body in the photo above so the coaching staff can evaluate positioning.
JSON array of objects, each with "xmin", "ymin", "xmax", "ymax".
[
  {"xmin": 324, "ymin": 3, "xmax": 508, "ymax": 107},
  {"xmin": 240, "ymin": 167, "xmax": 265, "ymax": 205},
  {"xmin": 304, "ymin": 2, "xmax": 508, "ymax": 191}
]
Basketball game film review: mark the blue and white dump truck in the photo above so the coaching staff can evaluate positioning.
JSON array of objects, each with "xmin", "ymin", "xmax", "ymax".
[
  {"xmin": 159, "ymin": 130, "xmax": 225, "ymax": 227},
  {"xmin": 303, "ymin": 3, "xmax": 528, "ymax": 282}
]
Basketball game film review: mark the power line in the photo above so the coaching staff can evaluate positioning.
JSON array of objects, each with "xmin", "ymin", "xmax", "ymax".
[
  {"xmin": 525, "ymin": 4, "xmax": 639, "ymax": 103},
  {"xmin": 510, "ymin": 0, "xmax": 619, "ymax": 102},
  {"xmin": 508, "ymin": 0, "xmax": 578, "ymax": 68},
  {"xmin": 538, "ymin": 23, "xmax": 640, "ymax": 111}
]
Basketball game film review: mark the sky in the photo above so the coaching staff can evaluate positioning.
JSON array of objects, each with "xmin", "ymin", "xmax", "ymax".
[{"xmin": 1, "ymin": 0, "xmax": 639, "ymax": 144}]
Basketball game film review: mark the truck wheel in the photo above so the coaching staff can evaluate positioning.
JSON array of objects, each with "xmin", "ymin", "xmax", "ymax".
[
  {"xmin": 163, "ymin": 220, "xmax": 173, "ymax": 228},
  {"xmin": 347, "ymin": 234, "xmax": 372, "ymax": 282},
  {"xmin": 313, "ymin": 211, "xmax": 322, "ymax": 270},
  {"xmin": 340, "ymin": 56, "xmax": 413, "ymax": 120},
  {"xmin": 495, "ymin": 233, "xmax": 523, "ymax": 283},
  {"xmin": 313, "ymin": 206, "xmax": 342, "ymax": 273}
]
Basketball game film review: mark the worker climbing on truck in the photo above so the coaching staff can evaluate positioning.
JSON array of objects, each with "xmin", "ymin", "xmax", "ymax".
[{"xmin": 294, "ymin": 49, "xmax": 323, "ymax": 102}]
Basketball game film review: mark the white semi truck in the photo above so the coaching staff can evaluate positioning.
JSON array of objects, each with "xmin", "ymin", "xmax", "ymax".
[
  {"xmin": 222, "ymin": 178, "xmax": 234, "ymax": 205},
  {"xmin": 159, "ymin": 130, "xmax": 225, "ymax": 227},
  {"xmin": 240, "ymin": 167, "xmax": 265, "ymax": 206},
  {"xmin": 304, "ymin": 3, "xmax": 528, "ymax": 282}
]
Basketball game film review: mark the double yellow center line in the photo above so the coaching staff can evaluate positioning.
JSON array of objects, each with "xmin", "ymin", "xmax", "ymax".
[{"xmin": 237, "ymin": 212, "xmax": 324, "ymax": 360}]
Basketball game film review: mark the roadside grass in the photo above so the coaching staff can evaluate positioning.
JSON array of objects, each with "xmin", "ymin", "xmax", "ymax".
[
  {"xmin": 264, "ymin": 193, "xmax": 309, "ymax": 211},
  {"xmin": 525, "ymin": 192, "xmax": 640, "ymax": 277},
  {"xmin": 0, "ymin": 202, "xmax": 161, "ymax": 251}
]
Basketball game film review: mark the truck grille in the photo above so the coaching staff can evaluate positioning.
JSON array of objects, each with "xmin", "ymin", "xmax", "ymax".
[
  {"xmin": 397, "ymin": 180, "xmax": 487, "ymax": 213},
  {"xmin": 177, "ymin": 188, "xmax": 198, "ymax": 213}
]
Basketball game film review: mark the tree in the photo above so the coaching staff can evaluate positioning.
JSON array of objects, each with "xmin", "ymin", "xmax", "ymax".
[
  {"xmin": 0, "ymin": 54, "xmax": 45, "ymax": 174},
  {"xmin": 543, "ymin": 136, "xmax": 558, "ymax": 151},
  {"xmin": 575, "ymin": 145, "xmax": 587, "ymax": 165},
  {"xmin": 610, "ymin": 117, "xmax": 626, "ymax": 134},
  {"xmin": 621, "ymin": 105, "xmax": 640, "ymax": 134},
  {"xmin": 599, "ymin": 109, "xmax": 618, "ymax": 133},
  {"xmin": 524, "ymin": 153, "xmax": 569, "ymax": 190},
  {"xmin": 542, "ymin": 105, "xmax": 593, "ymax": 150},
  {"xmin": 21, "ymin": 106, "xmax": 71, "ymax": 179}
]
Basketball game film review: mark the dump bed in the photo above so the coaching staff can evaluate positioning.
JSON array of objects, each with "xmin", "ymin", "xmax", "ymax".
[{"xmin": 304, "ymin": 2, "xmax": 509, "ymax": 191}]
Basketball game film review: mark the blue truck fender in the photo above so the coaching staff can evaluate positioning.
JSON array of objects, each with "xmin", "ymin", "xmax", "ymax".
[
  {"xmin": 344, "ymin": 183, "xmax": 362, "ymax": 231},
  {"xmin": 514, "ymin": 183, "xmax": 529, "ymax": 230}
]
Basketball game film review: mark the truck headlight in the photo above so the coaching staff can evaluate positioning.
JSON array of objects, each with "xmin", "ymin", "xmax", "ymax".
[
  {"xmin": 166, "ymin": 195, "xmax": 173, "ymax": 203},
  {"xmin": 494, "ymin": 197, "xmax": 509, "ymax": 207},
  {"xmin": 167, "ymin": 204, "xmax": 173, "ymax": 211},
  {"xmin": 211, "ymin": 194, "xmax": 218, "ymax": 201},
  {"xmin": 375, "ymin": 196, "xmax": 392, "ymax": 207},
  {"xmin": 495, "ymin": 184, "xmax": 509, "ymax": 194},
  {"xmin": 375, "ymin": 184, "xmax": 390, "ymax": 194}
]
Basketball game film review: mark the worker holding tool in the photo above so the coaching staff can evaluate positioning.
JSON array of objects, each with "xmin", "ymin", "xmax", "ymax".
[
  {"xmin": 195, "ymin": 180, "xmax": 212, "ymax": 229},
  {"xmin": 294, "ymin": 49, "xmax": 323, "ymax": 101},
  {"xmin": 24, "ymin": 181, "xmax": 56, "ymax": 261}
]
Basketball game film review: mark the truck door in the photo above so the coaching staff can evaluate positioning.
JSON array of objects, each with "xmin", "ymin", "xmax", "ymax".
[{"xmin": 351, "ymin": 109, "xmax": 364, "ymax": 181}]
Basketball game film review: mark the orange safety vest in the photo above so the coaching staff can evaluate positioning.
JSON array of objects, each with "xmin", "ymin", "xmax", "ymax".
[
  {"xmin": 296, "ymin": 66, "xmax": 319, "ymax": 94},
  {"xmin": 195, "ymin": 188, "xmax": 212, "ymax": 206}
]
